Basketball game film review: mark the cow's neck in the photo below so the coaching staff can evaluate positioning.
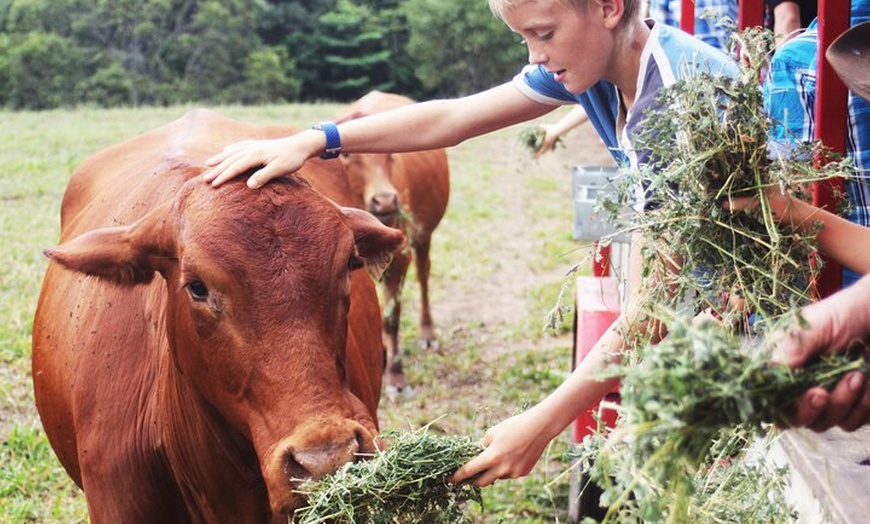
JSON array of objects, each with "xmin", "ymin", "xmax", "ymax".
[{"xmin": 156, "ymin": 350, "xmax": 269, "ymax": 522}]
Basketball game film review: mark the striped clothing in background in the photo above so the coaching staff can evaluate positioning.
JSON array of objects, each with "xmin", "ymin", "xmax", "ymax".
[
  {"xmin": 648, "ymin": 0, "xmax": 739, "ymax": 51},
  {"xmin": 764, "ymin": 7, "xmax": 870, "ymax": 287}
]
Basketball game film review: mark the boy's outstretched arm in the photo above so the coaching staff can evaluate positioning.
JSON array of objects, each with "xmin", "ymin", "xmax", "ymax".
[
  {"xmin": 451, "ymin": 236, "xmax": 658, "ymax": 487},
  {"xmin": 203, "ymin": 83, "xmax": 554, "ymax": 189},
  {"xmin": 449, "ymin": 320, "xmax": 624, "ymax": 487}
]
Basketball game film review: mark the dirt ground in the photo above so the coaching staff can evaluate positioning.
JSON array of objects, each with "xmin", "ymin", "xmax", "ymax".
[
  {"xmin": 426, "ymin": 120, "xmax": 614, "ymax": 335},
  {"xmin": 375, "ymin": 116, "xmax": 616, "ymax": 432}
]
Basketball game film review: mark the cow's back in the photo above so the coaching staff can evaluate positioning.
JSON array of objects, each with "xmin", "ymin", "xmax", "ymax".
[{"xmin": 60, "ymin": 110, "xmax": 319, "ymax": 234}]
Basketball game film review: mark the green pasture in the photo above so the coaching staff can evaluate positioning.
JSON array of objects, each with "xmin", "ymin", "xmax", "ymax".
[{"xmin": 0, "ymin": 105, "xmax": 593, "ymax": 523}]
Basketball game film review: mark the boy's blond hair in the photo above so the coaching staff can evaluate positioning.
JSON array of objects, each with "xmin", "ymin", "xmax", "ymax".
[{"xmin": 488, "ymin": 0, "xmax": 640, "ymax": 26}]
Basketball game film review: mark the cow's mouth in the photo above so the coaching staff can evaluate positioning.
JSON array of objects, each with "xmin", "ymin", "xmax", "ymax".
[{"xmin": 373, "ymin": 210, "xmax": 400, "ymax": 227}]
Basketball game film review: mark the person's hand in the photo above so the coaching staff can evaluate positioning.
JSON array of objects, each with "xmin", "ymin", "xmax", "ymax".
[
  {"xmin": 770, "ymin": 275, "xmax": 870, "ymax": 432},
  {"xmin": 722, "ymin": 185, "xmax": 794, "ymax": 222},
  {"xmin": 721, "ymin": 194, "xmax": 760, "ymax": 213},
  {"xmin": 533, "ymin": 124, "xmax": 560, "ymax": 159},
  {"xmin": 203, "ymin": 134, "xmax": 316, "ymax": 189},
  {"xmin": 449, "ymin": 410, "xmax": 554, "ymax": 487}
]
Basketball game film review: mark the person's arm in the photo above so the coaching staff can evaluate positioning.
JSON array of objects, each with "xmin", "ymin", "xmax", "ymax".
[
  {"xmin": 535, "ymin": 106, "xmax": 589, "ymax": 158},
  {"xmin": 770, "ymin": 273, "xmax": 870, "ymax": 432},
  {"xmin": 451, "ymin": 235, "xmax": 662, "ymax": 486},
  {"xmin": 772, "ymin": 1, "xmax": 803, "ymax": 47},
  {"xmin": 727, "ymin": 188, "xmax": 870, "ymax": 276},
  {"xmin": 771, "ymin": 192, "xmax": 870, "ymax": 276},
  {"xmin": 203, "ymin": 83, "xmax": 554, "ymax": 189}
]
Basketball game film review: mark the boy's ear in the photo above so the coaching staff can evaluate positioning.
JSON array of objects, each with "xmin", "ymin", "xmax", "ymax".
[{"xmin": 598, "ymin": 0, "xmax": 625, "ymax": 29}]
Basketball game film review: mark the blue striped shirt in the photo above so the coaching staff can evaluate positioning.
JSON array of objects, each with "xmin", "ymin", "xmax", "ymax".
[
  {"xmin": 649, "ymin": 0, "xmax": 738, "ymax": 51},
  {"xmin": 764, "ymin": 7, "xmax": 870, "ymax": 286}
]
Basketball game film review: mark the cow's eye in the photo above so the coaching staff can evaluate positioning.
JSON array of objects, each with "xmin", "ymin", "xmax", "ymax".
[
  {"xmin": 186, "ymin": 280, "xmax": 209, "ymax": 301},
  {"xmin": 348, "ymin": 254, "xmax": 364, "ymax": 271}
]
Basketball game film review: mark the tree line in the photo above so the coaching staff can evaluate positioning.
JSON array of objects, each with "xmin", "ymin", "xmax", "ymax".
[{"xmin": 0, "ymin": 0, "xmax": 527, "ymax": 110}]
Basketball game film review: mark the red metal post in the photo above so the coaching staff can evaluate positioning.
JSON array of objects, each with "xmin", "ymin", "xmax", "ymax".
[
  {"xmin": 592, "ymin": 243, "xmax": 611, "ymax": 277},
  {"xmin": 737, "ymin": 0, "xmax": 765, "ymax": 29},
  {"xmin": 680, "ymin": 0, "xmax": 695, "ymax": 34},
  {"xmin": 813, "ymin": 0, "xmax": 851, "ymax": 297}
]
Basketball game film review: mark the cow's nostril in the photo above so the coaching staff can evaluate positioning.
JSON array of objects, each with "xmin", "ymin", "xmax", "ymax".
[
  {"xmin": 353, "ymin": 429, "xmax": 372, "ymax": 462},
  {"xmin": 282, "ymin": 451, "xmax": 310, "ymax": 483},
  {"xmin": 289, "ymin": 437, "xmax": 361, "ymax": 481},
  {"xmin": 370, "ymin": 192, "xmax": 400, "ymax": 215}
]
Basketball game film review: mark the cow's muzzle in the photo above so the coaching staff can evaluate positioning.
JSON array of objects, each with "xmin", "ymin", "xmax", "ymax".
[{"xmin": 262, "ymin": 419, "xmax": 376, "ymax": 515}]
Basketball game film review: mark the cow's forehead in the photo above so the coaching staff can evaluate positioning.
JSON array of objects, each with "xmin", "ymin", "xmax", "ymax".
[{"xmin": 174, "ymin": 178, "xmax": 353, "ymax": 272}]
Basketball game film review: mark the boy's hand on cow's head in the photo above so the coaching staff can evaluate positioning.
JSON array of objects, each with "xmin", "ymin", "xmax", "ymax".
[{"xmin": 203, "ymin": 134, "xmax": 317, "ymax": 189}]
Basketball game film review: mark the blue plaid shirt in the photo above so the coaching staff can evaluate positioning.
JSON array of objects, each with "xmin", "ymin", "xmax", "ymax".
[
  {"xmin": 764, "ymin": 6, "xmax": 870, "ymax": 287},
  {"xmin": 649, "ymin": 0, "xmax": 738, "ymax": 51}
]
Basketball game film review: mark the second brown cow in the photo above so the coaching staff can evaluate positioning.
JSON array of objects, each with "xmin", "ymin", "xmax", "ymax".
[{"xmin": 336, "ymin": 91, "xmax": 450, "ymax": 393}]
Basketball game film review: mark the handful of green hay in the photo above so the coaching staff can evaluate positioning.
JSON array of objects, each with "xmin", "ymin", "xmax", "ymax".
[
  {"xmin": 620, "ymin": 313, "xmax": 870, "ymax": 446},
  {"xmin": 519, "ymin": 125, "xmax": 562, "ymax": 155},
  {"xmin": 575, "ymin": 312, "xmax": 869, "ymax": 523},
  {"xmin": 292, "ymin": 428, "xmax": 483, "ymax": 524},
  {"xmin": 596, "ymin": 27, "xmax": 852, "ymax": 328},
  {"xmin": 572, "ymin": 423, "xmax": 797, "ymax": 523}
]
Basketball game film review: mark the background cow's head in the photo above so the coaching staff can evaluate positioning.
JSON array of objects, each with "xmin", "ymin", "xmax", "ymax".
[
  {"xmin": 335, "ymin": 96, "xmax": 410, "ymax": 226},
  {"xmin": 44, "ymin": 175, "xmax": 405, "ymax": 514}
]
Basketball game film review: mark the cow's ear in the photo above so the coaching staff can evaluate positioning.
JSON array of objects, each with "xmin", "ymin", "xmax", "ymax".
[
  {"xmin": 339, "ymin": 206, "xmax": 406, "ymax": 278},
  {"xmin": 44, "ymin": 205, "xmax": 176, "ymax": 286}
]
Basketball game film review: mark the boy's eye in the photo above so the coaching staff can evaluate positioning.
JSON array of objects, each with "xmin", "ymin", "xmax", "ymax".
[{"xmin": 536, "ymin": 31, "xmax": 553, "ymax": 41}]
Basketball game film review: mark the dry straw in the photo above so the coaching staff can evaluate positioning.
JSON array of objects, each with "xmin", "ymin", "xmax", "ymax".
[{"xmin": 292, "ymin": 426, "xmax": 483, "ymax": 524}]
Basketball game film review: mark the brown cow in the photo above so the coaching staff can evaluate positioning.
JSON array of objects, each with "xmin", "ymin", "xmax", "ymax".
[
  {"xmin": 31, "ymin": 110, "xmax": 405, "ymax": 523},
  {"xmin": 336, "ymin": 91, "xmax": 450, "ymax": 393}
]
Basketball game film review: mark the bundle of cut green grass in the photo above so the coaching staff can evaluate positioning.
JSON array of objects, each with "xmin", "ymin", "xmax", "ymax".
[
  {"xmin": 620, "ymin": 313, "xmax": 869, "ymax": 455},
  {"xmin": 572, "ymin": 421, "xmax": 797, "ymax": 523},
  {"xmin": 292, "ymin": 428, "xmax": 483, "ymax": 524},
  {"xmin": 519, "ymin": 125, "xmax": 562, "ymax": 155},
  {"xmin": 572, "ymin": 312, "xmax": 869, "ymax": 523},
  {"xmin": 596, "ymin": 27, "xmax": 853, "ymax": 329}
]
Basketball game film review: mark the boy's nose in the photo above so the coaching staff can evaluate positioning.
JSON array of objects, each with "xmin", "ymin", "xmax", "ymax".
[{"xmin": 527, "ymin": 45, "xmax": 546, "ymax": 65}]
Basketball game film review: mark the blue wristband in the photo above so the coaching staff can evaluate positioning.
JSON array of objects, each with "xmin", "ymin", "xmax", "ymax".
[{"xmin": 312, "ymin": 121, "xmax": 341, "ymax": 159}]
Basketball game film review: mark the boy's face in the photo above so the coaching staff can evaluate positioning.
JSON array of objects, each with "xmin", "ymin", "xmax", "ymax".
[{"xmin": 503, "ymin": 0, "xmax": 615, "ymax": 94}]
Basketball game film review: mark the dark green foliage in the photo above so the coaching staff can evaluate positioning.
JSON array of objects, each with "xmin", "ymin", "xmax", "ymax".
[
  {"xmin": 0, "ymin": 0, "xmax": 529, "ymax": 108},
  {"xmin": 3, "ymin": 31, "xmax": 85, "ymax": 109},
  {"xmin": 402, "ymin": 0, "xmax": 526, "ymax": 96},
  {"xmin": 315, "ymin": 0, "xmax": 393, "ymax": 101}
]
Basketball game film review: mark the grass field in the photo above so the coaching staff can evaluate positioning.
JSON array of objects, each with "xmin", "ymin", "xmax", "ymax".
[{"xmin": 0, "ymin": 104, "xmax": 609, "ymax": 523}]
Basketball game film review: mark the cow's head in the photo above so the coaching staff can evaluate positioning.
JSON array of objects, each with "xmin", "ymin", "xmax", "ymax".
[
  {"xmin": 44, "ymin": 176, "xmax": 405, "ymax": 514},
  {"xmin": 335, "ymin": 110, "xmax": 401, "ymax": 225},
  {"xmin": 339, "ymin": 151, "xmax": 402, "ymax": 226}
]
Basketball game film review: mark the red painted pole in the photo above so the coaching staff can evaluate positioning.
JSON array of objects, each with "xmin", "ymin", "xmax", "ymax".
[
  {"xmin": 813, "ymin": 0, "xmax": 851, "ymax": 297},
  {"xmin": 680, "ymin": 0, "xmax": 695, "ymax": 34},
  {"xmin": 592, "ymin": 243, "xmax": 611, "ymax": 277},
  {"xmin": 738, "ymin": 0, "xmax": 765, "ymax": 29}
]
